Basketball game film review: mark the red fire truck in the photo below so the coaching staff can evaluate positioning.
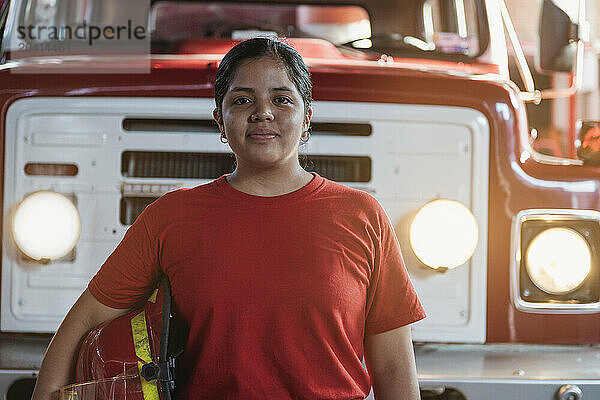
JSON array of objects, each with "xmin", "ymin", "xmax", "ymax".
[{"xmin": 0, "ymin": 0, "xmax": 598, "ymax": 399}]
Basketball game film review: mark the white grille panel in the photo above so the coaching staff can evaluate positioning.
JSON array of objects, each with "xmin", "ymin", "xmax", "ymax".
[{"xmin": 3, "ymin": 98, "xmax": 489, "ymax": 343}]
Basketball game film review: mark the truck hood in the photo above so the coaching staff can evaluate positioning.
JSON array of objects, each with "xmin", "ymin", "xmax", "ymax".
[{"xmin": 4, "ymin": 38, "xmax": 500, "ymax": 76}]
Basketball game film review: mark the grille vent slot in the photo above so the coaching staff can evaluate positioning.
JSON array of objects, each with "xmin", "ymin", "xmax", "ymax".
[
  {"xmin": 303, "ymin": 155, "xmax": 371, "ymax": 182},
  {"xmin": 122, "ymin": 118, "xmax": 371, "ymax": 136},
  {"xmin": 311, "ymin": 122, "xmax": 372, "ymax": 136},
  {"xmin": 123, "ymin": 118, "xmax": 219, "ymax": 133},
  {"xmin": 24, "ymin": 163, "xmax": 78, "ymax": 176},
  {"xmin": 122, "ymin": 151, "xmax": 235, "ymax": 179},
  {"xmin": 122, "ymin": 151, "xmax": 371, "ymax": 182},
  {"xmin": 120, "ymin": 197, "xmax": 157, "ymax": 225}
]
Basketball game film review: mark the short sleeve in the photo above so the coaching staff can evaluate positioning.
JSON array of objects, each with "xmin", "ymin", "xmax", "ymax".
[
  {"xmin": 88, "ymin": 205, "xmax": 160, "ymax": 309},
  {"xmin": 364, "ymin": 205, "xmax": 426, "ymax": 335}
]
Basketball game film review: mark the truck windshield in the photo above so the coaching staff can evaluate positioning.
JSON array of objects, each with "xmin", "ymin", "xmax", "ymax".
[{"xmin": 3, "ymin": 0, "xmax": 488, "ymax": 61}]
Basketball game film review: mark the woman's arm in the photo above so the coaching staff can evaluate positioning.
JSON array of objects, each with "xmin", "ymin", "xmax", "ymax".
[
  {"xmin": 31, "ymin": 289, "xmax": 129, "ymax": 400},
  {"xmin": 364, "ymin": 325, "xmax": 421, "ymax": 400}
]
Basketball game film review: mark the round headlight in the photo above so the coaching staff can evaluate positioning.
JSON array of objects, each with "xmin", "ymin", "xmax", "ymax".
[
  {"xmin": 525, "ymin": 227, "xmax": 591, "ymax": 294},
  {"xmin": 12, "ymin": 191, "xmax": 81, "ymax": 262},
  {"xmin": 409, "ymin": 199, "xmax": 479, "ymax": 270}
]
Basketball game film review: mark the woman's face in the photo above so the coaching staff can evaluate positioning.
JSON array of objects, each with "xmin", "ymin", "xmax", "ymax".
[{"xmin": 214, "ymin": 57, "xmax": 312, "ymax": 170}]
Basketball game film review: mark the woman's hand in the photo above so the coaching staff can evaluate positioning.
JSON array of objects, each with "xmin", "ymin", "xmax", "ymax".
[
  {"xmin": 31, "ymin": 289, "xmax": 129, "ymax": 400},
  {"xmin": 364, "ymin": 325, "xmax": 421, "ymax": 400}
]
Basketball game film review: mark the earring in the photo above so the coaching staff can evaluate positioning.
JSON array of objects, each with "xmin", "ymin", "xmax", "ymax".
[
  {"xmin": 220, "ymin": 132, "xmax": 228, "ymax": 144},
  {"xmin": 300, "ymin": 126, "xmax": 311, "ymax": 144}
]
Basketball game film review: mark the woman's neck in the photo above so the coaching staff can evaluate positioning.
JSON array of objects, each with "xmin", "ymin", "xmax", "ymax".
[{"xmin": 226, "ymin": 164, "xmax": 313, "ymax": 197}]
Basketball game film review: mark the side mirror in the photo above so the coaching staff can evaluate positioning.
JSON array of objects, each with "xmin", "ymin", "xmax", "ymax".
[
  {"xmin": 576, "ymin": 121, "xmax": 600, "ymax": 165},
  {"xmin": 536, "ymin": 0, "xmax": 585, "ymax": 74}
]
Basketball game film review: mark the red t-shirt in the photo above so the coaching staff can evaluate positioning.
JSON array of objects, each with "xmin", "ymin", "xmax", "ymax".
[{"xmin": 89, "ymin": 172, "xmax": 425, "ymax": 399}]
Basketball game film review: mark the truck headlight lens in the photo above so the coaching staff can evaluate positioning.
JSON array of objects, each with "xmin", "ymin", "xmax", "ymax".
[
  {"xmin": 12, "ymin": 191, "xmax": 81, "ymax": 262},
  {"xmin": 512, "ymin": 209, "xmax": 600, "ymax": 313},
  {"xmin": 526, "ymin": 227, "xmax": 591, "ymax": 294},
  {"xmin": 409, "ymin": 199, "xmax": 478, "ymax": 270}
]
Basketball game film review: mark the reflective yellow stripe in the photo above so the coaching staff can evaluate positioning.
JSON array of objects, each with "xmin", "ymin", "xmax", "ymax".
[
  {"xmin": 131, "ymin": 311, "xmax": 153, "ymax": 363},
  {"xmin": 131, "ymin": 311, "xmax": 160, "ymax": 400},
  {"xmin": 148, "ymin": 289, "xmax": 158, "ymax": 303}
]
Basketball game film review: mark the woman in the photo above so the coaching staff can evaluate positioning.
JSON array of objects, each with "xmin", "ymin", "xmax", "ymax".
[{"xmin": 32, "ymin": 38, "xmax": 425, "ymax": 400}]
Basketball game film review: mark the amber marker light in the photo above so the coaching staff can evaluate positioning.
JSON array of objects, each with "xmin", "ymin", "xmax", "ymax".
[
  {"xmin": 410, "ymin": 199, "xmax": 479, "ymax": 271},
  {"xmin": 12, "ymin": 191, "xmax": 81, "ymax": 262},
  {"xmin": 525, "ymin": 227, "xmax": 591, "ymax": 294}
]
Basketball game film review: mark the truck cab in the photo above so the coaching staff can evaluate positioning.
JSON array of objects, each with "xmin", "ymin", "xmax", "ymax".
[{"xmin": 0, "ymin": 0, "xmax": 599, "ymax": 399}]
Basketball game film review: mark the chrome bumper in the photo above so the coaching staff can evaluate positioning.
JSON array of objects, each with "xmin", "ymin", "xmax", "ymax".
[
  {"xmin": 0, "ymin": 334, "xmax": 51, "ymax": 396},
  {"xmin": 415, "ymin": 343, "xmax": 600, "ymax": 399}
]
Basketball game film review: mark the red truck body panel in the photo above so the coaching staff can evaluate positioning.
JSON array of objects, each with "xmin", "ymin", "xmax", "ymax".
[{"xmin": 2, "ymin": 48, "xmax": 599, "ymax": 343}]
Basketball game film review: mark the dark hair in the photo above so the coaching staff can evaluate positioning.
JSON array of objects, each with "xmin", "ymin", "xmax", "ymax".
[{"xmin": 214, "ymin": 38, "xmax": 312, "ymax": 118}]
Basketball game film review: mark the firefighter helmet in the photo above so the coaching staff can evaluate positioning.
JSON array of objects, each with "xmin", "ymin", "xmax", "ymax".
[{"xmin": 60, "ymin": 275, "xmax": 183, "ymax": 400}]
